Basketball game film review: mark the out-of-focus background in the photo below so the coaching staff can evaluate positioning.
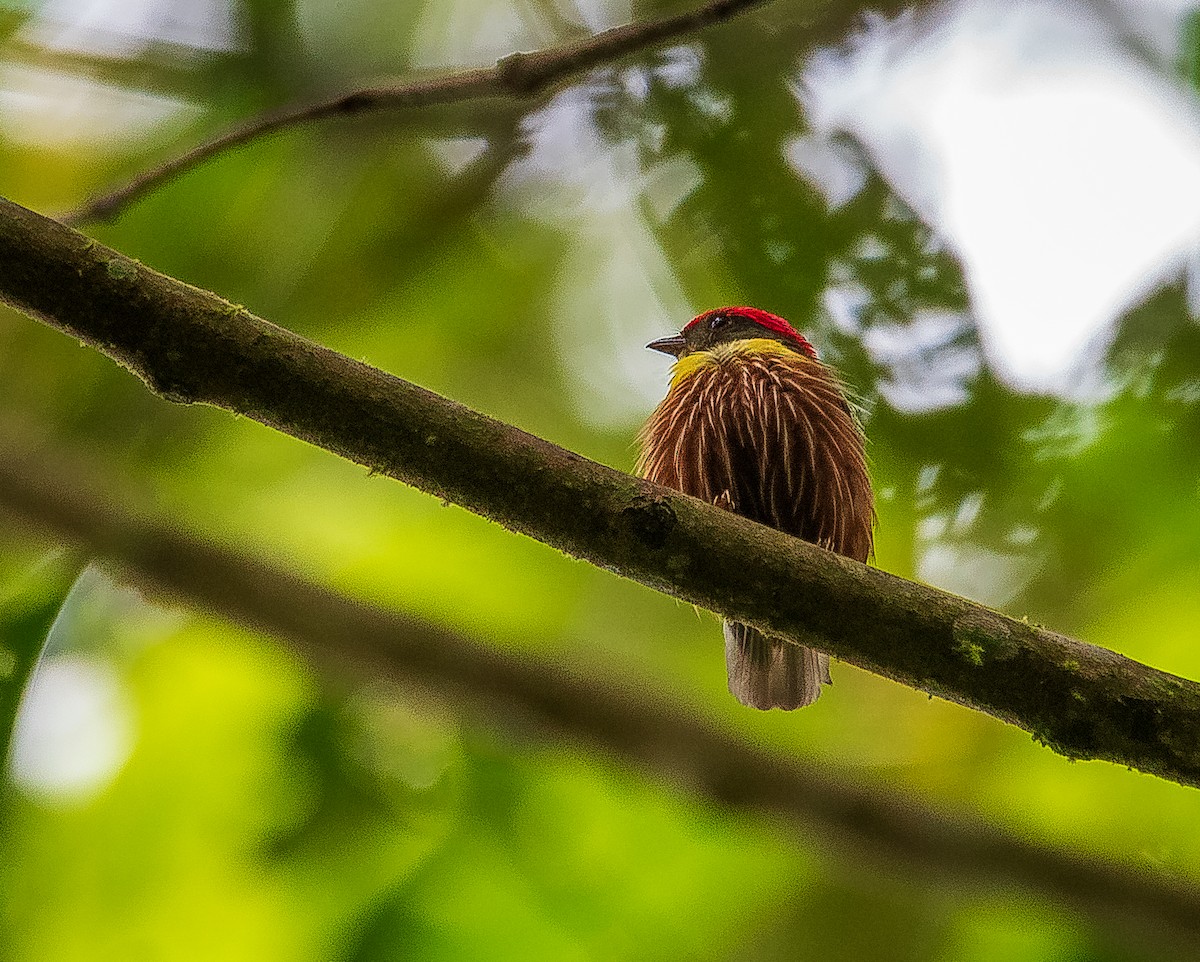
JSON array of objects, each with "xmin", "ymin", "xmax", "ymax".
[{"xmin": 2, "ymin": 0, "xmax": 1200, "ymax": 958}]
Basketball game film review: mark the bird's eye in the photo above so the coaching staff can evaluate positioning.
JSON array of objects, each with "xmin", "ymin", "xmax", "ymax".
[{"xmin": 709, "ymin": 314, "xmax": 729, "ymax": 330}]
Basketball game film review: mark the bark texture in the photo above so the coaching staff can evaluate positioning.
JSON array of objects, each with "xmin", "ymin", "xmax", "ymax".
[
  {"xmin": 1, "ymin": 446, "xmax": 1199, "ymax": 951},
  {"xmin": 2, "ymin": 195, "xmax": 1200, "ymax": 789}
]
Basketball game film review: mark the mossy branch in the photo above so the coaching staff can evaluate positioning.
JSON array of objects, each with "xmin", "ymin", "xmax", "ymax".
[
  {"xmin": 0, "ymin": 445, "xmax": 1198, "ymax": 950},
  {"xmin": 2, "ymin": 194, "xmax": 1200, "ymax": 789}
]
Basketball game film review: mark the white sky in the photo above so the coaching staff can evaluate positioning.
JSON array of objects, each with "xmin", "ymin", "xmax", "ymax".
[
  {"xmin": 803, "ymin": 0, "xmax": 1200, "ymax": 394},
  {"xmin": 9, "ymin": 654, "xmax": 134, "ymax": 804}
]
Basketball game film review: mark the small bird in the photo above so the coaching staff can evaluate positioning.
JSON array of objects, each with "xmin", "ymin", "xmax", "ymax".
[{"xmin": 637, "ymin": 306, "xmax": 873, "ymax": 710}]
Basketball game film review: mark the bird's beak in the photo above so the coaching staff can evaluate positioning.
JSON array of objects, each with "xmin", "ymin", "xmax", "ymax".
[{"xmin": 646, "ymin": 335, "xmax": 687, "ymax": 357}]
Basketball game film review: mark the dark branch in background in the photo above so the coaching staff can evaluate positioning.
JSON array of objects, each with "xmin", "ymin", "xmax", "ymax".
[
  {"xmin": 1, "ymin": 448, "xmax": 1199, "ymax": 953},
  {"xmin": 3, "ymin": 36, "xmax": 236, "ymax": 104},
  {"xmin": 62, "ymin": 0, "xmax": 772, "ymax": 224},
  {"xmin": 4, "ymin": 197, "xmax": 1200, "ymax": 790}
]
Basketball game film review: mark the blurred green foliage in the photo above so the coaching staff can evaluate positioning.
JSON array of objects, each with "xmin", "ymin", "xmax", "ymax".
[{"xmin": 2, "ymin": 0, "xmax": 1200, "ymax": 959}]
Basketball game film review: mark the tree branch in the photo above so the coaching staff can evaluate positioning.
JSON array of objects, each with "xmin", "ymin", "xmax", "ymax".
[
  {"xmin": 1, "ymin": 444, "xmax": 1198, "ymax": 951},
  {"xmin": 62, "ymin": 0, "xmax": 773, "ymax": 225},
  {"xmin": 2, "ymin": 194, "xmax": 1200, "ymax": 789}
]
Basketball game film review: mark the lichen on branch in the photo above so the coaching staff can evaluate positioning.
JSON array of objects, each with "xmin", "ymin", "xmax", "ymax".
[
  {"xmin": 3, "ymin": 195, "xmax": 1200, "ymax": 788},
  {"xmin": 2, "ymin": 446, "xmax": 1200, "ymax": 949}
]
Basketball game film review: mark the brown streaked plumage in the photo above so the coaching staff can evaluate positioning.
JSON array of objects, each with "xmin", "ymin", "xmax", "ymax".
[{"xmin": 637, "ymin": 307, "xmax": 873, "ymax": 710}]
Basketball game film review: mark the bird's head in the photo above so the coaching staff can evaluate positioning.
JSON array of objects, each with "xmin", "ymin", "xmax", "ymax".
[{"xmin": 646, "ymin": 307, "xmax": 817, "ymax": 360}]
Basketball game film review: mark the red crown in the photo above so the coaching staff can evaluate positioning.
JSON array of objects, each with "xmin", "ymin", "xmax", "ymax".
[{"xmin": 684, "ymin": 307, "xmax": 817, "ymax": 359}]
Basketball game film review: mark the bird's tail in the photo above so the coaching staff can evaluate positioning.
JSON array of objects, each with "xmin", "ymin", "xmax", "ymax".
[{"xmin": 723, "ymin": 621, "xmax": 830, "ymax": 710}]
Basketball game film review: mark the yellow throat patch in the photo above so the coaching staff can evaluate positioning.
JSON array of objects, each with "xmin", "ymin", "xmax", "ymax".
[{"xmin": 669, "ymin": 338, "xmax": 806, "ymax": 388}]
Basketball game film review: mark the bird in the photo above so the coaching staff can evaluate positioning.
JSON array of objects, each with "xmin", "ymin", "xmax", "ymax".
[{"xmin": 636, "ymin": 306, "xmax": 873, "ymax": 710}]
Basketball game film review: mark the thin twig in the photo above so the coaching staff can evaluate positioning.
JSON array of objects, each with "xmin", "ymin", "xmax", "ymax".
[
  {"xmin": 0, "ymin": 445, "xmax": 1197, "ymax": 952},
  {"xmin": 63, "ymin": 0, "xmax": 772, "ymax": 225},
  {"xmin": 3, "ymin": 195, "xmax": 1200, "ymax": 789}
]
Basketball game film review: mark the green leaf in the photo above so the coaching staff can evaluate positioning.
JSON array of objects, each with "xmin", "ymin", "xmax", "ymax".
[
  {"xmin": 1180, "ymin": 8, "xmax": 1200, "ymax": 91},
  {"xmin": 0, "ymin": 557, "xmax": 86, "ymax": 781}
]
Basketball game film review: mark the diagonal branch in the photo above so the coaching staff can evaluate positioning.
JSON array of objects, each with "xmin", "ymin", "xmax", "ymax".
[
  {"xmin": 2, "ymin": 193, "xmax": 1200, "ymax": 789},
  {"xmin": 1, "ymin": 444, "xmax": 1199, "ymax": 950},
  {"xmin": 62, "ymin": 0, "xmax": 772, "ymax": 225}
]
